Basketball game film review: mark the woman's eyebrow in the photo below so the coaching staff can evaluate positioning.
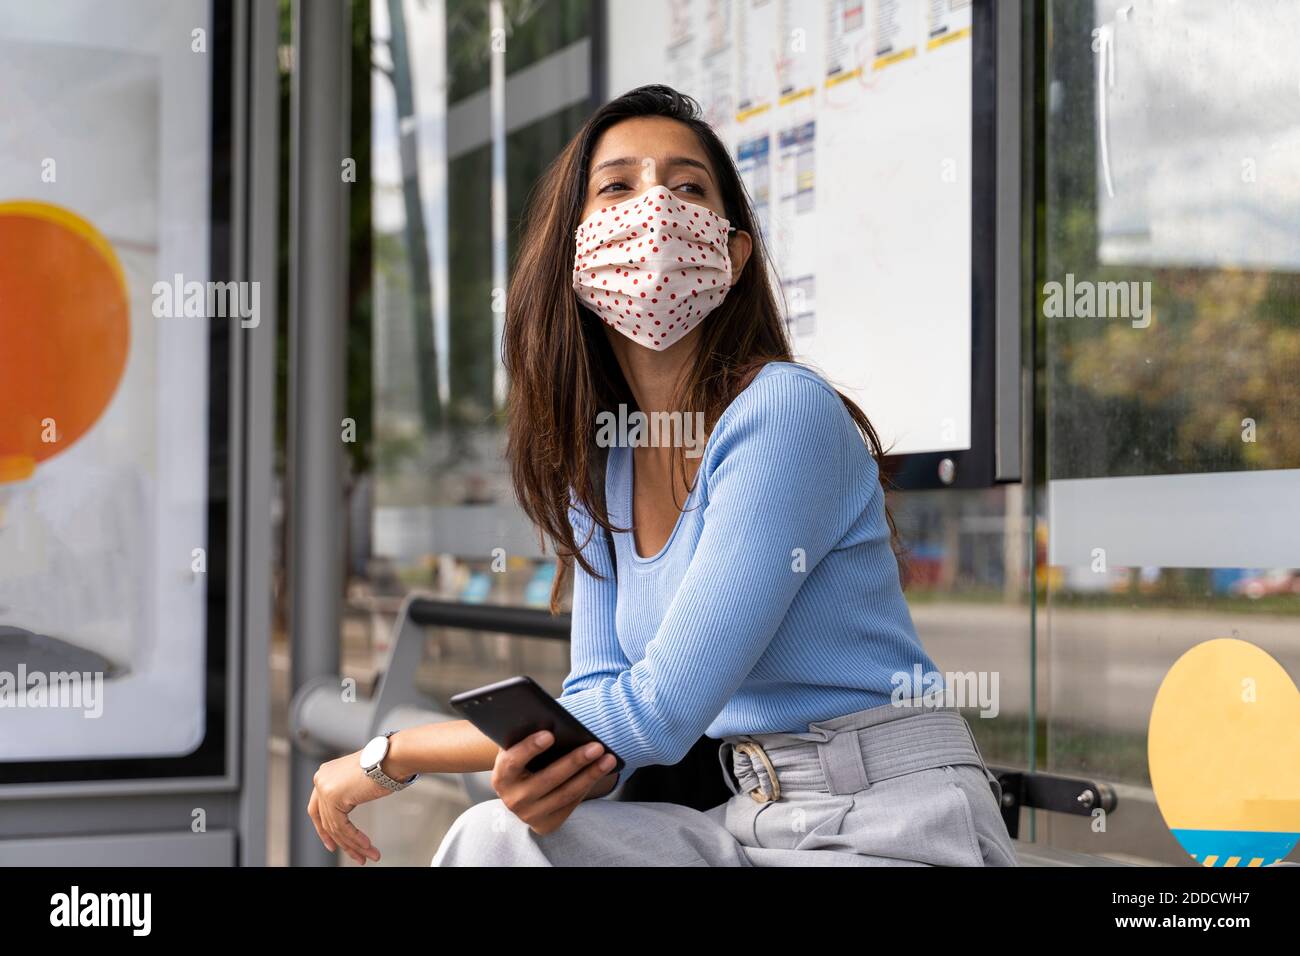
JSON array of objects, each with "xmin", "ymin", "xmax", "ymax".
[
  {"xmin": 589, "ymin": 155, "xmax": 715, "ymax": 182},
  {"xmin": 666, "ymin": 156, "xmax": 715, "ymax": 181}
]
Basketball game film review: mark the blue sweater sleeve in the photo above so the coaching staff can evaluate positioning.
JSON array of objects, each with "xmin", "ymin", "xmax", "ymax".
[
  {"xmin": 560, "ymin": 498, "xmax": 637, "ymax": 794},
  {"xmin": 557, "ymin": 370, "xmax": 853, "ymax": 777}
]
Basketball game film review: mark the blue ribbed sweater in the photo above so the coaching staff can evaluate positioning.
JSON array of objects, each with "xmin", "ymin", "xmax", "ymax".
[{"xmin": 557, "ymin": 361, "xmax": 940, "ymax": 787}]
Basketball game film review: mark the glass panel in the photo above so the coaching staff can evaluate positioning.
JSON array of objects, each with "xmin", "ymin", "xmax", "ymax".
[
  {"xmin": 445, "ymin": 0, "xmax": 490, "ymax": 102},
  {"xmin": 361, "ymin": 0, "xmax": 597, "ymax": 864},
  {"xmin": 501, "ymin": 0, "xmax": 591, "ymax": 77},
  {"xmin": 362, "ymin": 0, "xmax": 1038, "ymax": 864},
  {"xmin": 371, "ymin": 2, "xmax": 594, "ymax": 673},
  {"xmin": 892, "ymin": 486, "xmax": 1033, "ymax": 775},
  {"xmin": 447, "ymin": 0, "xmax": 592, "ymax": 104},
  {"xmin": 1041, "ymin": 0, "xmax": 1300, "ymax": 865}
]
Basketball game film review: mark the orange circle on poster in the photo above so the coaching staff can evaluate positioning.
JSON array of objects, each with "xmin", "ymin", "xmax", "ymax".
[{"xmin": 0, "ymin": 201, "xmax": 130, "ymax": 482}]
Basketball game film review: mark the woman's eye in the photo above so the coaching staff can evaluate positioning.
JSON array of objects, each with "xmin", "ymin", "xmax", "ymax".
[
  {"xmin": 598, "ymin": 181, "xmax": 630, "ymax": 194},
  {"xmin": 673, "ymin": 182, "xmax": 704, "ymax": 195}
]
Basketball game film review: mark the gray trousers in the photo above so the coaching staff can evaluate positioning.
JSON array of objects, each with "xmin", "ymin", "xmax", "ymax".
[{"xmin": 431, "ymin": 702, "xmax": 1019, "ymax": 867}]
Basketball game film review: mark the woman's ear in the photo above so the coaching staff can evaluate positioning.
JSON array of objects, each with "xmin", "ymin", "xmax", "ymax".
[{"xmin": 728, "ymin": 229, "xmax": 753, "ymax": 285}]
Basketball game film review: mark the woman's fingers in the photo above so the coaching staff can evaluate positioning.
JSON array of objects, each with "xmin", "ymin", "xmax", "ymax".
[
  {"xmin": 528, "ymin": 741, "xmax": 611, "ymax": 793},
  {"xmin": 493, "ymin": 733, "xmax": 622, "ymax": 832},
  {"xmin": 315, "ymin": 794, "xmax": 363, "ymax": 863},
  {"xmin": 527, "ymin": 757, "xmax": 615, "ymax": 834},
  {"xmin": 335, "ymin": 816, "xmax": 379, "ymax": 863},
  {"xmin": 332, "ymin": 827, "xmax": 370, "ymax": 865},
  {"xmin": 492, "ymin": 730, "xmax": 556, "ymax": 786},
  {"xmin": 526, "ymin": 752, "xmax": 618, "ymax": 820},
  {"xmin": 498, "ymin": 733, "xmax": 608, "ymax": 798},
  {"xmin": 337, "ymin": 817, "xmax": 381, "ymax": 864},
  {"xmin": 307, "ymin": 790, "xmax": 337, "ymax": 852},
  {"xmin": 319, "ymin": 800, "xmax": 380, "ymax": 864}
]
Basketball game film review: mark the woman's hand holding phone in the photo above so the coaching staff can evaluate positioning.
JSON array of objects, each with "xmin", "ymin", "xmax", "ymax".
[{"xmin": 492, "ymin": 730, "xmax": 619, "ymax": 835}]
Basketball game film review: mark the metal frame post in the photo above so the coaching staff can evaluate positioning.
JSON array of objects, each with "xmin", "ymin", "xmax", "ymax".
[{"xmin": 288, "ymin": 0, "xmax": 352, "ymax": 867}]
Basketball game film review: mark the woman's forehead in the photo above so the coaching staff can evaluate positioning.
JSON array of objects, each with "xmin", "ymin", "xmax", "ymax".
[{"xmin": 589, "ymin": 117, "xmax": 712, "ymax": 172}]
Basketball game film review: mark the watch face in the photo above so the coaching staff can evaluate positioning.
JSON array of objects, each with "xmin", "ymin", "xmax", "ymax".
[{"xmin": 359, "ymin": 735, "xmax": 389, "ymax": 771}]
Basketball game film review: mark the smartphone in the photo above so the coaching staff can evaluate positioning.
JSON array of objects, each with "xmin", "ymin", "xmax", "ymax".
[{"xmin": 448, "ymin": 675, "xmax": 625, "ymax": 775}]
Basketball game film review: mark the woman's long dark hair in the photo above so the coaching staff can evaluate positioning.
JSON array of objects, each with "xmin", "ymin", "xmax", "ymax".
[{"xmin": 503, "ymin": 84, "xmax": 902, "ymax": 612}]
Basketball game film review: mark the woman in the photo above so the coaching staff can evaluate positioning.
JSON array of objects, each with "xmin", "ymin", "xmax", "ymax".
[{"xmin": 307, "ymin": 84, "xmax": 1017, "ymax": 867}]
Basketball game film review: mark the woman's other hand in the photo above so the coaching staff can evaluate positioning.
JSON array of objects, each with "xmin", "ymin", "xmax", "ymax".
[
  {"xmin": 492, "ymin": 732, "xmax": 618, "ymax": 835},
  {"xmin": 307, "ymin": 751, "xmax": 392, "ymax": 864}
]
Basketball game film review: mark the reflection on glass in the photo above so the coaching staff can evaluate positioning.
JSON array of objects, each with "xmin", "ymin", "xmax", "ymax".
[
  {"xmin": 1043, "ymin": 0, "xmax": 1300, "ymax": 864},
  {"xmin": 892, "ymin": 487, "xmax": 1031, "ymax": 772},
  {"xmin": 368, "ymin": 2, "xmax": 596, "ymax": 733}
]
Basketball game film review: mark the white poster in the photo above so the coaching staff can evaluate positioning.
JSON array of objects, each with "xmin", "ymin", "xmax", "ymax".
[
  {"xmin": 0, "ymin": 0, "xmax": 215, "ymax": 761},
  {"xmin": 607, "ymin": 0, "xmax": 974, "ymax": 456}
]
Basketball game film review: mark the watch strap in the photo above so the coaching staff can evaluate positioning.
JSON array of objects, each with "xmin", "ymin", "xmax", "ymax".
[{"xmin": 364, "ymin": 763, "xmax": 415, "ymax": 793}]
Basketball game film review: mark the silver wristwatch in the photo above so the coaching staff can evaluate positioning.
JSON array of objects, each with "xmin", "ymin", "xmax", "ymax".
[{"xmin": 360, "ymin": 730, "xmax": 418, "ymax": 792}]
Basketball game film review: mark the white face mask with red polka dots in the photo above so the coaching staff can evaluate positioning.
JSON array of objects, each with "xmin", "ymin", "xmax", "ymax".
[{"xmin": 572, "ymin": 188, "xmax": 734, "ymax": 351}]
